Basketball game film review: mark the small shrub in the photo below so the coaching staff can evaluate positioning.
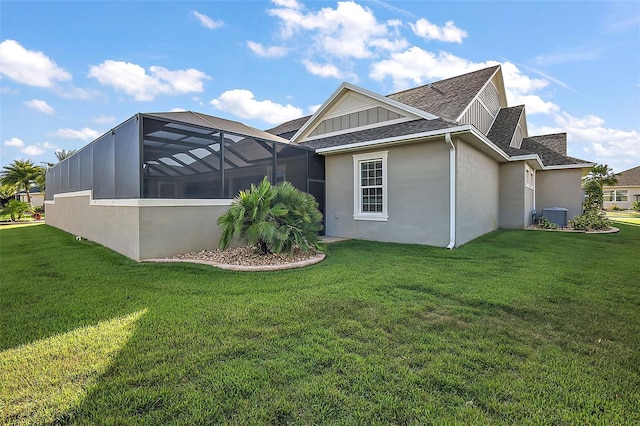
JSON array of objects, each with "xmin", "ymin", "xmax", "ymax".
[
  {"xmin": 632, "ymin": 201, "xmax": 640, "ymax": 212},
  {"xmin": 582, "ymin": 179, "xmax": 603, "ymax": 212},
  {"xmin": 538, "ymin": 216, "xmax": 558, "ymax": 230},
  {"xmin": 608, "ymin": 204, "xmax": 622, "ymax": 211},
  {"xmin": 569, "ymin": 210, "xmax": 611, "ymax": 231}
]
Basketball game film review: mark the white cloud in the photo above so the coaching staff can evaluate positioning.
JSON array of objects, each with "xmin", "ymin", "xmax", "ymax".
[
  {"xmin": 21, "ymin": 145, "xmax": 46, "ymax": 156},
  {"xmin": 170, "ymin": 107, "xmax": 187, "ymax": 112},
  {"xmin": 55, "ymin": 127, "xmax": 100, "ymax": 141},
  {"xmin": 4, "ymin": 137, "xmax": 24, "ymax": 148},
  {"xmin": 3, "ymin": 137, "xmax": 56, "ymax": 156},
  {"xmin": 500, "ymin": 62, "xmax": 559, "ymax": 115},
  {"xmin": 92, "ymin": 114, "xmax": 116, "ymax": 124},
  {"xmin": 308, "ymin": 104, "xmax": 322, "ymax": 114},
  {"xmin": 272, "ymin": 0, "xmax": 301, "ymax": 9},
  {"xmin": 268, "ymin": 0, "xmax": 406, "ymax": 59},
  {"xmin": 24, "ymin": 99, "xmax": 55, "ymax": 114},
  {"xmin": 512, "ymin": 95, "xmax": 559, "ymax": 115},
  {"xmin": 247, "ymin": 41, "xmax": 288, "ymax": 58},
  {"xmin": 532, "ymin": 112, "xmax": 640, "ymax": 171},
  {"xmin": 410, "ymin": 18, "xmax": 467, "ymax": 43},
  {"xmin": 302, "ymin": 60, "xmax": 343, "ymax": 79},
  {"xmin": 0, "ymin": 39, "xmax": 71, "ymax": 87},
  {"xmin": 88, "ymin": 60, "xmax": 210, "ymax": 101},
  {"xmin": 369, "ymin": 48, "xmax": 560, "ymax": 116},
  {"xmin": 191, "ymin": 11, "xmax": 223, "ymax": 29},
  {"xmin": 210, "ymin": 89, "xmax": 303, "ymax": 124},
  {"xmin": 369, "ymin": 46, "xmax": 495, "ymax": 89}
]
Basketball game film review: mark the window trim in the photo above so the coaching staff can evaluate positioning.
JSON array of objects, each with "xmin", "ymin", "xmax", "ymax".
[
  {"xmin": 604, "ymin": 189, "xmax": 628, "ymax": 202},
  {"xmin": 353, "ymin": 151, "xmax": 388, "ymax": 221}
]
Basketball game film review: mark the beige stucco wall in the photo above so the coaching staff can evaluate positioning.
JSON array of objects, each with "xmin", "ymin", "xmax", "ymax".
[
  {"xmin": 455, "ymin": 139, "xmax": 500, "ymax": 245},
  {"xmin": 138, "ymin": 204, "xmax": 229, "ymax": 260},
  {"xmin": 19, "ymin": 193, "xmax": 45, "ymax": 208},
  {"xmin": 45, "ymin": 192, "xmax": 141, "ymax": 259},
  {"xmin": 45, "ymin": 191, "xmax": 232, "ymax": 261},
  {"xmin": 536, "ymin": 169, "xmax": 584, "ymax": 221},
  {"xmin": 324, "ymin": 141, "xmax": 450, "ymax": 246},
  {"xmin": 498, "ymin": 162, "xmax": 526, "ymax": 229}
]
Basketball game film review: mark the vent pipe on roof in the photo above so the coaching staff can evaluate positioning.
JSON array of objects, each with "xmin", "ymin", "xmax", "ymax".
[{"xmin": 446, "ymin": 133, "xmax": 456, "ymax": 249}]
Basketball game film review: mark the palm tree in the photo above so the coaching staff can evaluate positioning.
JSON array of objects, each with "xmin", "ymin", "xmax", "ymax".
[
  {"xmin": 0, "ymin": 160, "xmax": 40, "ymax": 204},
  {"xmin": 55, "ymin": 149, "xmax": 77, "ymax": 162},
  {"xmin": 585, "ymin": 164, "xmax": 618, "ymax": 188}
]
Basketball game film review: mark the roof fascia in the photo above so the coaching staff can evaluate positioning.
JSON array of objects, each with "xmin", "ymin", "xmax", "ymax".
[
  {"xmin": 316, "ymin": 124, "xmax": 511, "ymax": 163},
  {"xmin": 543, "ymin": 163, "xmax": 595, "ymax": 171},
  {"xmin": 509, "ymin": 154, "xmax": 544, "ymax": 170},
  {"xmin": 291, "ymin": 82, "xmax": 439, "ymax": 143},
  {"xmin": 454, "ymin": 65, "xmax": 504, "ymax": 122},
  {"xmin": 315, "ymin": 125, "xmax": 471, "ymax": 155},
  {"xmin": 453, "ymin": 125, "xmax": 511, "ymax": 162}
]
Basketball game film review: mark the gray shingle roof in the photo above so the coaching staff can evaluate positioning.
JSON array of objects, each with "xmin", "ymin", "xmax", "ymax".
[
  {"xmin": 521, "ymin": 136, "xmax": 590, "ymax": 166},
  {"xmin": 300, "ymin": 118, "xmax": 457, "ymax": 150},
  {"xmin": 265, "ymin": 115, "xmax": 312, "ymax": 139},
  {"xmin": 386, "ymin": 65, "xmax": 500, "ymax": 121},
  {"xmin": 615, "ymin": 165, "xmax": 640, "ymax": 186},
  {"xmin": 527, "ymin": 133, "xmax": 567, "ymax": 155},
  {"xmin": 487, "ymin": 106, "xmax": 525, "ymax": 151}
]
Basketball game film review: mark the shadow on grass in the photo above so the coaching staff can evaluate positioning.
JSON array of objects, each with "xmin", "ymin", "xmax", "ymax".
[{"xmin": 0, "ymin": 309, "xmax": 147, "ymax": 425}]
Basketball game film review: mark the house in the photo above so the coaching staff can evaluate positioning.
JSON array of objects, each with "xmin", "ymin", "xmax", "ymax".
[
  {"xmin": 603, "ymin": 165, "xmax": 640, "ymax": 210},
  {"xmin": 269, "ymin": 65, "xmax": 593, "ymax": 246},
  {"xmin": 18, "ymin": 186, "xmax": 45, "ymax": 208},
  {"xmin": 45, "ymin": 65, "xmax": 593, "ymax": 261}
]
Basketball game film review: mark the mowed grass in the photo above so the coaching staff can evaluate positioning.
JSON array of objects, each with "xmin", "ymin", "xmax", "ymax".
[
  {"xmin": 606, "ymin": 210, "xmax": 640, "ymax": 226},
  {"xmin": 1, "ymin": 225, "xmax": 639, "ymax": 424}
]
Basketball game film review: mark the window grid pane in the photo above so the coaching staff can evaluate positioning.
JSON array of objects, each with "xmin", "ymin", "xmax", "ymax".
[{"xmin": 360, "ymin": 160, "xmax": 383, "ymax": 213}]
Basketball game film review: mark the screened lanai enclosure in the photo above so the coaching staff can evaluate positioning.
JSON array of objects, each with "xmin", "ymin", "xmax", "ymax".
[
  {"xmin": 46, "ymin": 112, "xmax": 325, "ymax": 207},
  {"xmin": 44, "ymin": 112, "xmax": 325, "ymax": 261}
]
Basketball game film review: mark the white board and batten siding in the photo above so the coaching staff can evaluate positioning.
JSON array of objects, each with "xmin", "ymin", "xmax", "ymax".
[{"xmin": 458, "ymin": 81, "xmax": 503, "ymax": 135}]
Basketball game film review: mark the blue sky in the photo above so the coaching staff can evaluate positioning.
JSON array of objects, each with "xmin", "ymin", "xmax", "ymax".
[{"xmin": 1, "ymin": 0, "xmax": 639, "ymax": 172}]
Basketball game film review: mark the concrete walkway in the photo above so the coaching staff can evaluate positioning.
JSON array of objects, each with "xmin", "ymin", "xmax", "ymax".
[{"xmin": 321, "ymin": 236, "xmax": 351, "ymax": 244}]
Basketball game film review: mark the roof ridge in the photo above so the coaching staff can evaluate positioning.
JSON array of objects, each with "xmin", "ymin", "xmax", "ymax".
[{"xmin": 386, "ymin": 64, "xmax": 500, "ymax": 97}]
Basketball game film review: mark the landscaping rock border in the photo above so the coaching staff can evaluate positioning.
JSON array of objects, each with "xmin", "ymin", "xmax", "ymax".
[
  {"xmin": 144, "ymin": 246, "xmax": 326, "ymax": 271},
  {"xmin": 526, "ymin": 226, "xmax": 619, "ymax": 234}
]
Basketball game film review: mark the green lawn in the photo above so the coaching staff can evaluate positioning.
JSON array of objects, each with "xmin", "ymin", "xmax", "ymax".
[
  {"xmin": 606, "ymin": 210, "xmax": 640, "ymax": 226},
  {"xmin": 1, "ymin": 225, "xmax": 639, "ymax": 425}
]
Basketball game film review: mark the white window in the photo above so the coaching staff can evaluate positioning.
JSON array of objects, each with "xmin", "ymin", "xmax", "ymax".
[
  {"xmin": 353, "ymin": 151, "xmax": 388, "ymax": 221},
  {"xmin": 525, "ymin": 166, "xmax": 535, "ymax": 189},
  {"xmin": 604, "ymin": 190, "xmax": 628, "ymax": 202}
]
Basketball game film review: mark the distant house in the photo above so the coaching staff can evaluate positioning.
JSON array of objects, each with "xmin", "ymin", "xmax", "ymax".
[
  {"xmin": 18, "ymin": 187, "xmax": 45, "ymax": 208},
  {"xmin": 45, "ymin": 65, "xmax": 594, "ymax": 261},
  {"xmin": 604, "ymin": 165, "xmax": 640, "ymax": 210}
]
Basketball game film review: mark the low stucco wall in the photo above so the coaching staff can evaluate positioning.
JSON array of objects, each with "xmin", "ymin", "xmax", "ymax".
[
  {"xmin": 455, "ymin": 139, "xmax": 500, "ymax": 245},
  {"xmin": 45, "ymin": 191, "xmax": 232, "ymax": 261},
  {"xmin": 324, "ymin": 142, "xmax": 450, "ymax": 246},
  {"xmin": 536, "ymin": 169, "xmax": 584, "ymax": 221}
]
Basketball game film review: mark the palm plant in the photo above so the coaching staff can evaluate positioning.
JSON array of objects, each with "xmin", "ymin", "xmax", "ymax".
[
  {"xmin": 218, "ymin": 177, "xmax": 325, "ymax": 255},
  {"xmin": 55, "ymin": 149, "xmax": 77, "ymax": 162},
  {"xmin": 1, "ymin": 199, "xmax": 33, "ymax": 221},
  {"xmin": 270, "ymin": 180, "xmax": 325, "ymax": 254},
  {"xmin": 0, "ymin": 160, "xmax": 40, "ymax": 204}
]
